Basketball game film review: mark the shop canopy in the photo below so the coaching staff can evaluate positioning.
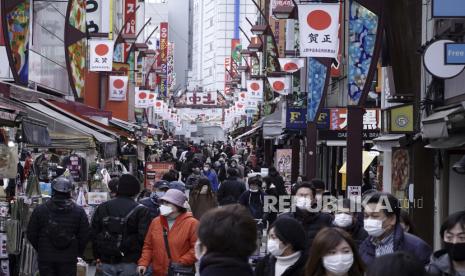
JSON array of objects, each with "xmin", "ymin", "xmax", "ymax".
[
  {"xmin": 109, "ymin": 118, "xmax": 141, "ymax": 133},
  {"xmin": 234, "ymin": 125, "xmax": 262, "ymax": 140},
  {"xmin": 263, "ymin": 102, "xmax": 285, "ymax": 140},
  {"xmin": 422, "ymin": 105, "xmax": 464, "ymax": 139},
  {"xmin": 425, "ymin": 134, "xmax": 465, "ymax": 149},
  {"xmin": 339, "ymin": 151, "xmax": 379, "ymax": 174},
  {"xmin": 372, "ymin": 134, "xmax": 407, "ymax": 151}
]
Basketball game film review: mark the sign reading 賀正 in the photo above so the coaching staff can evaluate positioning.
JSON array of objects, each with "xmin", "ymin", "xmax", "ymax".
[
  {"xmin": 445, "ymin": 43, "xmax": 465, "ymax": 65},
  {"xmin": 433, "ymin": 0, "xmax": 465, "ymax": 17},
  {"xmin": 286, "ymin": 108, "xmax": 307, "ymax": 129}
]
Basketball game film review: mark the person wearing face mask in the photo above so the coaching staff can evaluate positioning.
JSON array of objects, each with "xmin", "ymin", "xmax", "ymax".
[
  {"xmin": 332, "ymin": 199, "xmax": 368, "ymax": 247},
  {"xmin": 186, "ymin": 165, "xmax": 202, "ymax": 190},
  {"xmin": 189, "ymin": 177, "xmax": 218, "ymax": 220},
  {"xmin": 217, "ymin": 168, "xmax": 246, "ymax": 206},
  {"xmin": 255, "ymin": 217, "xmax": 307, "ymax": 276},
  {"xmin": 229, "ymin": 159, "xmax": 245, "ymax": 179},
  {"xmin": 305, "ymin": 227, "xmax": 365, "ymax": 276},
  {"xmin": 202, "ymin": 162, "xmax": 219, "ymax": 193},
  {"xmin": 282, "ymin": 182, "xmax": 332, "ymax": 250},
  {"xmin": 139, "ymin": 180, "xmax": 170, "ymax": 219},
  {"xmin": 137, "ymin": 189, "xmax": 198, "ymax": 276},
  {"xmin": 427, "ymin": 211, "xmax": 465, "ymax": 276},
  {"xmin": 359, "ymin": 192, "xmax": 432, "ymax": 268},
  {"xmin": 239, "ymin": 176, "xmax": 266, "ymax": 220}
]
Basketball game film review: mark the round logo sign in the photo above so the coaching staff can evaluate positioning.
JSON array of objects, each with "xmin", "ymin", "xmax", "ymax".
[
  {"xmin": 307, "ymin": 10, "xmax": 332, "ymax": 30},
  {"xmin": 95, "ymin": 44, "xmax": 109, "ymax": 56},
  {"xmin": 396, "ymin": 115, "xmax": 409, "ymax": 128},
  {"xmin": 423, "ymin": 40, "xmax": 465, "ymax": 79}
]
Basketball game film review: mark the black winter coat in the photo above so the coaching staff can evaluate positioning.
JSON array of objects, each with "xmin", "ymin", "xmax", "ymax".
[
  {"xmin": 265, "ymin": 173, "xmax": 287, "ymax": 196},
  {"xmin": 199, "ymin": 253, "xmax": 254, "ymax": 276},
  {"xmin": 217, "ymin": 177, "xmax": 246, "ymax": 205},
  {"xmin": 90, "ymin": 196, "xmax": 150, "ymax": 263},
  {"xmin": 27, "ymin": 196, "xmax": 90, "ymax": 263},
  {"xmin": 139, "ymin": 195, "xmax": 160, "ymax": 220},
  {"xmin": 281, "ymin": 209, "xmax": 332, "ymax": 250},
  {"xmin": 334, "ymin": 219, "xmax": 368, "ymax": 247},
  {"xmin": 255, "ymin": 252, "xmax": 307, "ymax": 276}
]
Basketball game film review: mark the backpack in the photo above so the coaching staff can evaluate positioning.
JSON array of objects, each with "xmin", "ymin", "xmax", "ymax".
[
  {"xmin": 96, "ymin": 204, "xmax": 144, "ymax": 257},
  {"xmin": 45, "ymin": 204, "xmax": 77, "ymax": 250}
]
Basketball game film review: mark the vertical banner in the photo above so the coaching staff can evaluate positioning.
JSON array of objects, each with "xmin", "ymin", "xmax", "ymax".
[
  {"xmin": 167, "ymin": 42, "xmax": 175, "ymax": 92},
  {"xmin": 224, "ymin": 57, "xmax": 232, "ymax": 95},
  {"xmin": 123, "ymin": 0, "xmax": 136, "ymax": 61},
  {"xmin": 135, "ymin": 88, "xmax": 150, "ymax": 108},
  {"xmin": 307, "ymin": 58, "xmax": 328, "ymax": 121},
  {"xmin": 108, "ymin": 76, "xmax": 128, "ymax": 101},
  {"xmin": 298, "ymin": 3, "xmax": 340, "ymax": 58},
  {"xmin": 231, "ymin": 39, "xmax": 241, "ymax": 78},
  {"xmin": 89, "ymin": 40, "xmax": 114, "ymax": 71},
  {"xmin": 331, "ymin": 3, "xmax": 343, "ymax": 77},
  {"xmin": 269, "ymin": 17, "xmax": 287, "ymax": 58},
  {"xmin": 275, "ymin": 149, "xmax": 292, "ymax": 182},
  {"xmin": 160, "ymin": 22, "xmax": 168, "ymax": 75},
  {"xmin": 86, "ymin": 0, "xmax": 111, "ymax": 34}
]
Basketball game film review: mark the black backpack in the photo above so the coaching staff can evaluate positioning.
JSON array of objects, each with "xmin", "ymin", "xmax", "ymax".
[
  {"xmin": 96, "ymin": 204, "xmax": 144, "ymax": 257},
  {"xmin": 45, "ymin": 204, "xmax": 77, "ymax": 250}
]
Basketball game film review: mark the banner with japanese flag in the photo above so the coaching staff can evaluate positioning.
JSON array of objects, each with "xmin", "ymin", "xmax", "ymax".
[
  {"xmin": 148, "ymin": 92, "xmax": 156, "ymax": 106},
  {"xmin": 268, "ymin": 77, "xmax": 291, "ymax": 95},
  {"xmin": 108, "ymin": 76, "xmax": 128, "ymax": 101},
  {"xmin": 247, "ymin": 80, "xmax": 264, "ymax": 100},
  {"xmin": 135, "ymin": 88, "xmax": 150, "ymax": 108},
  {"xmin": 235, "ymin": 102, "xmax": 246, "ymax": 115},
  {"xmin": 89, "ymin": 40, "xmax": 114, "ymax": 71},
  {"xmin": 298, "ymin": 3, "xmax": 340, "ymax": 58},
  {"xmin": 154, "ymin": 100, "xmax": 164, "ymax": 114},
  {"xmin": 279, "ymin": 58, "xmax": 305, "ymax": 73}
]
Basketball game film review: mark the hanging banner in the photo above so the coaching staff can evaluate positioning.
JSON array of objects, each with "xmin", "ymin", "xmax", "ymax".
[
  {"xmin": 86, "ymin": 0, "xmax": 111, "ymax": 34},
  {"xmin": 135, "ymin": 88, "xmax": 150, "ymax": 108},
  {"xmin": 231, "ymin": 39, "xmax": 241, "ymax": 78},
  {"xmin": 268, "ymin": 77, "xmax": 291, "ymax": 95},
  {"xmin": 148, "ymin": 92, "xmax": 156, "ymax": 106},
  {"xmin": 89, "ymin": 40, "xmax": 114, "ymax": 71},
  {"xmin": 123, "ymin": 0, "xmax": 136, "ymax": 61},
  {"xmin": 160, "ymin": 22, "xmax": 169, "ymax": 75},
  {"xmin": 298, "ymin": 3, "xmax": 340, "ymax": 58},
  {"xmin": 108, "ymin": 76, "xmax": 128, "ymax": 101},
  {"xmin": 307, "ymin": 58, "xmax": 327, "ymax": 122},
  {"xmin": 286, "ymin": 108, "xmax": 307, "ymax": 129},
  {"xmin": 279, "ymin": 58, "xmax": 305, "ymax": 73},
  {"xmin": 247, "ymin": 80, "xmax": 264, "ymax": 94},
  {"xmin": 154, "ymin": 100, "xmax": 164, "ymax": 113},
  {"xmin": 224, "ymin": 57, "xmax": 232, "ymax": 95}
]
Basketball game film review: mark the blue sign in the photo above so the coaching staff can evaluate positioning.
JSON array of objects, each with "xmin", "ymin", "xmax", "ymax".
[
  {"xmin": 316, "ymin": 108, "xmax": 330, "ymax": 129},
  {"xmin": 433, "ymin": 0, "xmax": 465, "ymax": 17},
  {"xmin": 445, "ymin": 43, "xmax": 465, "ymax": 64},
  {"xmin": 286, "ymin": 108, "xmax": 307, "ymax": 129}
]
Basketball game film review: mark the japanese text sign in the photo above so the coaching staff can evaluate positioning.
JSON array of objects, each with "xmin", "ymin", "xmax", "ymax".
[
  {"xmin": 89, "ymin": 40, "xmax": 114, "ymax": 71},
  {"xmin": 108, "ymin": 76, "xmax": 128, "ymax": 101}
]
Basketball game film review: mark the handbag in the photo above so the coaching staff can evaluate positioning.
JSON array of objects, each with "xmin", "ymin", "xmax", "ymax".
[{"xmin": 162, "ymin": 226, "xmax": 195, "ymax": 276}]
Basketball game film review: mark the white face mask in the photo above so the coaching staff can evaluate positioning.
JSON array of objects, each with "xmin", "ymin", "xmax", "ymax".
[
  {"xmin": 364, "ymin": 218, "xmax": 385, "ymax": 237},
  {"xmin": 295, "ymin": 196, "xmax": 312, "ymax": 211},
  {"xmin": 323, "ymin": 253, "xmax": 354, "ymax": 275},
  {"xmin": 160, "ymin": 204, "xmax": 174, "ymax": 216},
  {"xmin": 333, "ymin": 213, "xmax": 353, "ymax": 228},
  {"xmin": 267, "ymin": 238, "xmax": 286, "ymax": 257}
]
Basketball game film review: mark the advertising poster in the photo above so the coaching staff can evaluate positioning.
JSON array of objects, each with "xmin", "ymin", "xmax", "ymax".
[
  {"xmin": 275, "ymin": 149, "xmax": 292, "ymax": 181},
  {"xmin": 145, "ymin": 162, "xmax": 175, "ymax": 188}
]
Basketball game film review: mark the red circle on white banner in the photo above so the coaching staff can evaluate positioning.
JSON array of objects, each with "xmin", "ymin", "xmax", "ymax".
[
  {"xmin": 284, "ymin": 62, "xmax": 298, "ymax": 71},
  {"xmin": 95, "ymin": 44, "xmax": 109, "ymax": 56},
  {"xmin": 139, "ymin": 92, "xmax": 147, "ymax": 99},
  {"xmin": 113, "ymin": 79, "xmax": 125, "ymax": 89},
  {"xmin": 307, "ymin": 10, "xmax": 332, "ymax": 30},
  {"xmin": 273, "ymin": 81, "xmax": 285, "ymax": 91},
  {"xmin": 149, "ymin": 94, "xmax": 155, "ymax": 99},
  {"xmin": 156, "ymin": 101, "xmax": 162, "ymax": 107},
  {"xmin": 250, "ymin": 83, "xmax": 260, "ymax": 91},
  {"xmin": 237, "ymin": 104, "xmax": 244, "ymax": 108}
]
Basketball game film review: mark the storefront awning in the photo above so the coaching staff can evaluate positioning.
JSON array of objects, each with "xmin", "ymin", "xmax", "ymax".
[
  {"xmin": 21, "ymin": 119, "xmax": 51, "ymax": 146},
  {"xmin": 234, "ymin": 125, "xmax": 261, "ymax": 140},
  {"xmin": 422, "ymin": 106, "xmax": 464, "ymax": 139},
  {"xmin": 372, "ymin": 134, "xmax": 406, "ymax": 151},
  {"xmin": 263, "ymin": 102, "xmax": 285, "ymax": 139},
  {"xmin": 109, "ymin": 118, "xmax": 140, "ymax": 133},
  {"xmin": 425, "ymin": 134, "xmax": 465, "ymax": 149},
  {"xmin": 339, "ymin": 151, "xmax": 379, "ymax": 174}
]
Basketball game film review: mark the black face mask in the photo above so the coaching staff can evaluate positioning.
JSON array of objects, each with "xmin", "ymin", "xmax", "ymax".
[{"xmin": 445, "ymin": 242, "xmax": 465, "ymax": 262}]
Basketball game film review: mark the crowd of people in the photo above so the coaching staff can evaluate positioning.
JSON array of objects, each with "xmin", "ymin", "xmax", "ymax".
[{"xmin": 24, "ymin": 141, "xmax": 465, "ymax": 276}]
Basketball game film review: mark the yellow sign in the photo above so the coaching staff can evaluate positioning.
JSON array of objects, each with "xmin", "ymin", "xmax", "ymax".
[
  {"xmin": 339, "ymin": 151, "xmax": 379, "ymax": 190},
  {"xmin": 390, "ymin": 105, "xmax": 414, "ymax": 132}
]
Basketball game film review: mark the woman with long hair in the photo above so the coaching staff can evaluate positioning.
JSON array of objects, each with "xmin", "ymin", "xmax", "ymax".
[
  {"xmin": 305, "ymin": 228, "xmax": 365, "ymax": 276},
  {"xmin": 189, "ymin": 177, "xmax": 218, "ymax": 220}
]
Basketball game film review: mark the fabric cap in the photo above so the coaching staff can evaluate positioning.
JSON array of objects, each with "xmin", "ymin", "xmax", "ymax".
[
  {"xmin": 117, "ymin": 174, "xmax": 140, "ymax": 197},
  {"xmin": 160, "ymin": 189, "xmax": 187, "ymax": 208},
  {"xmin": 169, "ymin": 181, "xmax": 186, "ymax": 192},
  {"xmin": 272, "ymin": 217, "xmax": 306, "ymax": 251},
  {"xmin": 154, "ymin": 180, "xmax": 170, "ymax": 189}
]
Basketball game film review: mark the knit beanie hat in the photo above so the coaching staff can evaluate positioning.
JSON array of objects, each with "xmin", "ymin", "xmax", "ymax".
[
  {"xmin": 117, "ymin": 174, "xmax": 140, "ymax": 197},
  {"xmin": 271, "ymin": 217, "xmax": 306, "ymax": 251}
]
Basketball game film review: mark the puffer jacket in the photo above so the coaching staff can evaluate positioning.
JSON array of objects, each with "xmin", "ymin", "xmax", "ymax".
[
  {"xmin": 138, "ymin": 212, "xmax": 198, "ymax": 276},
  {"xmin": 427, "ymin": 249, "xmax": 461, "ymax": 276},
  {"xmin": 27, "ymin": 195, "xmax": 89, "ymax": 263}
]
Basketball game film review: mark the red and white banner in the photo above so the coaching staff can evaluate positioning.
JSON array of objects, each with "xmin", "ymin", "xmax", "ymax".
[
  {"xmin": 268, "ymin": 77, "xmax": 291, "ymax": 95},
  {"xmin": 135, "ymin": 88, "xmax": 151, "ymax": 108},
  {"xmin": 298, "ymin": 3, "xmax": 340, "ymax": 58},
  {"xmin": 246, "ymin": 80, "xmax": 264, "ymax": 101},
  {"xmin": 154, "ymin": 100, "xmax": 164, "ymax": 114},
  {"xmin": 148, "ymin": 92, "xmax": 156, "ymax": 106},
  {"xmin": 160, "ymin": 22, "xmax": 169, "ymax": 75},
  {"xmin": 89, "ymin": 40, "xmax": 114, "ymax": 71},
  {"xmin": 279, "ymin": 58, "xmax": 305, "ymax": 73},
  {"xmin": 108, "ymin": 76, "xmax": 128, "ymax": 101},
  {"xmin": 123, "ymin": 0, "xmax": 136, "ymax": 61}
]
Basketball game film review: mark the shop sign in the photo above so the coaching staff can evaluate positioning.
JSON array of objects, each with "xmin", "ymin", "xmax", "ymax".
[
  {"xmin": 433, "ymin": 0, "xmax": 465, "ymax": 17},
  {"xmin": 298, "ymin": 3, "xmax": 340, "ymax": 58},
  {"xmin": 123, "ymin": 0, "xmax": 136, "ymax": 61},
  {"xmin": 424, "ymin": 40, "xmax": 465, "ymax": 79},
  {"xmin": 86, "ymin": 0, "xmax": 111, "ymax": 34},
  {"xmin": 186, "ymin": 91, "xmax": 218, "ymax": 105},
  {"xmin": 89, "ymin": 40, "xmax": 114, "ymax": 71},
  {"xmin": 275, "ymin": 149, "xmax": 292, "ymax": 181},
  {"xmin": 390, "ymin": 105, "xmax": 414, "ymax": 132},
  {"xmin": 318, "ymin": 130, "xmax": 380, "ymax": 141},
  {"xmin": 160, "ymin": 22, "xmax": 169, "ymax": 74},
  {"xmin": 286, "ymin": 108, "xmax": 307, "ymax": 129},
  {"xmin": 145, "ymin": 162, "xmax": 176, "ymax": 188},
  {"xmin": 108, "ymin": 76, "xmax": 128, "ymax": 101},
  {"xmin": 445, "ymin": 43, "xmax": 465, "ymax": 65},
  {"xmin": 318, "ymin": 108, "xmax": 380, "ymax": 131},
  {"xmin": 224, "ymin": 57, "xmax": 232, "ymax": 95}
]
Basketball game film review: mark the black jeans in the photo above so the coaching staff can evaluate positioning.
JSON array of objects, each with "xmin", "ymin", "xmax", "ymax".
[{"xmin": 38, "ymin": 261, "xmax": 77, "ymax": 276}]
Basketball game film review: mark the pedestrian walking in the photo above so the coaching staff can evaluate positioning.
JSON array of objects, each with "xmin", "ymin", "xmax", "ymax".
[
  {"xmin": 196, "ymin": 204, "xmax": 256, "ymax": 276},
  {"xmin": 359, "ymin": 192, "xmax": 432, "ymax": 267},
  {"xmin": 202, "ymin": 162, "xmax": 219, "ymax": 192},
  {"xmin": 217, "ymin": 168, "xmax": 246, "ymax": 206},
  {"xmin": 427, "ymin": 211, "xmax": 465, "ymax": 275},
  {"xmin": 189, "ymin": 177, "xmax": 218, "ymax": 220},
  {"xmin": 332, "ymin": 198, "xmax": 368, "ymax": 246},
  {"xmin": 305, "ymin": 227, "xmax": 365, "ymax": 276},
  {"xmin": 281, "ymin": 182, "xmax": 332, "ymax": 249},
  {"xmin": 186, "ymin": 164, "xmax": 202, "ymax": 190},
  {"xmin": 91, "ymin": 174, "xmax": 150, "ymax": 275},
  {"xmin": 264, "ymin": 167, "xmax": 288, "ymax": 197},
  {"xmin": 138, "ymin": 189, "xmax": 198, "ymax": 276},
  {"xmin": 239, "ymin": 176, "xmax": 266, "ymax": 220},
  {"xmin": 139, "ymin": 180, "xmax": 170, "ymax": 219},
  {"xmin": 255, "ymin": 217, "xmax": 307, "ymax": 276},
  {"xmin": 27, "ymin": 177, "xmax": 90, "ymax": 276},
  {"xmin": 367, "ymin": 251, "xmax": 428, "ymax": 276}
]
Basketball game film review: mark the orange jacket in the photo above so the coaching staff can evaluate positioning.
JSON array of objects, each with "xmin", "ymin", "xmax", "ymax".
[{"xmin": 138, "ymin": 212, "xmax": 198, "ymax": 276}]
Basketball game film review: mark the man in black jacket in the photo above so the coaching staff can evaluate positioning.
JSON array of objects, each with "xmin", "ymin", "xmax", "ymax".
[
  {"xmin": 139, "ymin": 180, "xmax": 170, "ymax": 219},
  {"xmin": 217, "ymin": 168, "xmax": 246, "ymax": 205},
  {"xmin": 27, "ymin": 177, "xmax": 89, "ymax": 276},
  {"xmin": 91, "ymin": 174, "xmax": 150, "ymax": 275}
]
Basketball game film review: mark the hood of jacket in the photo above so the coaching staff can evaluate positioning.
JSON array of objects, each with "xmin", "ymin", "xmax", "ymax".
[
  {"xmin": 46, "ymin": 196, "xmax": 75, "ymax": 213},
  {"xmin": 199, "ymin": 253, "xmax": 253, "ymax": 274},
  {"xmin": 429, "ymin": 249, "xmax": 454, "ymax": 275}
]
